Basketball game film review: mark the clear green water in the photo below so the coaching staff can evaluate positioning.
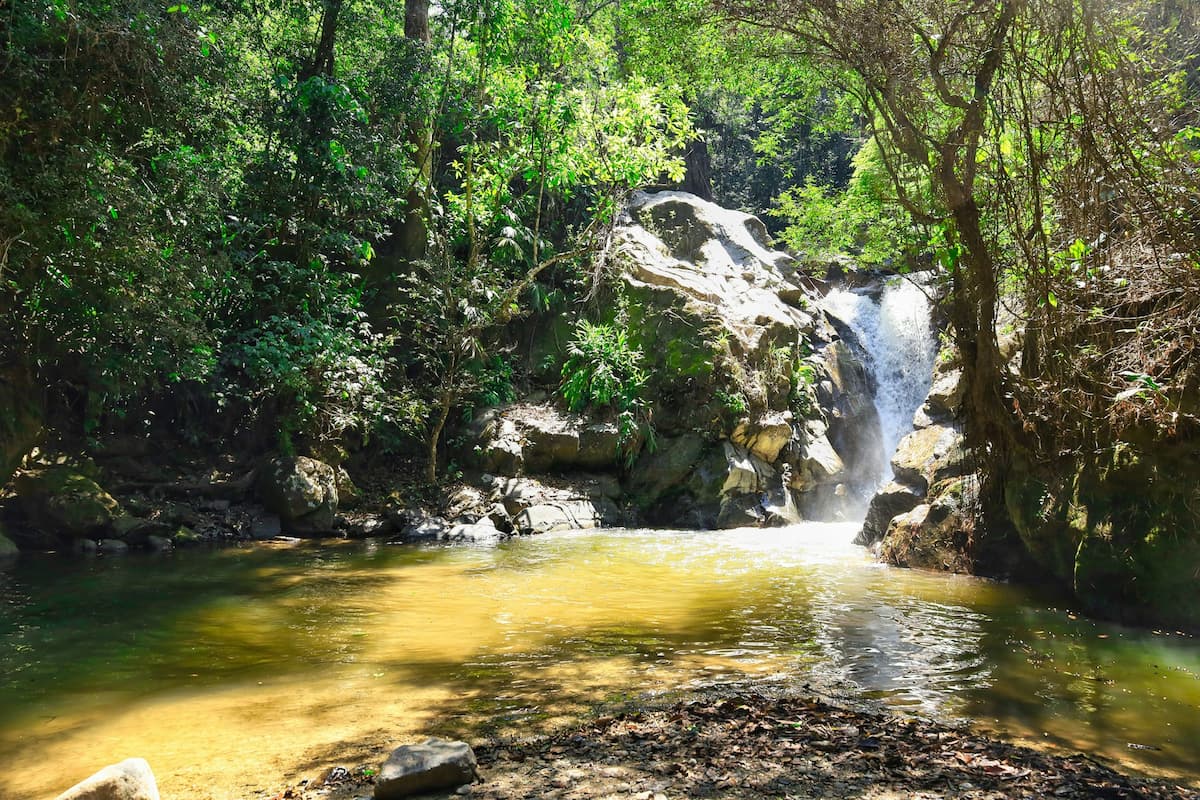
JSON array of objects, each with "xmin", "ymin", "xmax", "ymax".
[{"xmin": 1, "ymin": 524, "xmax": 1198, "ymax": 799}]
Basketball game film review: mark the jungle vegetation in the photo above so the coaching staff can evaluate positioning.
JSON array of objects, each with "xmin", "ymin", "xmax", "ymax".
[{"xmin": 1, "ymin": 0, "xmax": 1196, "ymax": 484}]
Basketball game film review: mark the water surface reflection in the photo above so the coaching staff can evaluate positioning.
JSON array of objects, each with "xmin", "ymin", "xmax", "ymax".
[{"xmin": 1, "ymin": 524, "xmax": 1197, "ymax": 799}]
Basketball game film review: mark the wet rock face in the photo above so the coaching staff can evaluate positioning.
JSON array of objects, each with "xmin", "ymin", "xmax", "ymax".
[
  {"xmin": 256, "ymin": 456, "xmax": 338, "ymax": 536},
  {"xmin": 856, "ymin": 481, "xmax": 922, "ymax": 546},
  {"xmin": 860, "ymin": 353, "xmax": 977, "ymax": 565},
  {"xmin": 1004, "ymin": 442, "xmax": 1200, "ymax": 631}
]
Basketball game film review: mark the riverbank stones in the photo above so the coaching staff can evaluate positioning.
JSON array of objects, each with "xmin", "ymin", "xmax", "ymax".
[{"xmin": 375, "ymin": 738, "xmax": 477, "ymax": 799}]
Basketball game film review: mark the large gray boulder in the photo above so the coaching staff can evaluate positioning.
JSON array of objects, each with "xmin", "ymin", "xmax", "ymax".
[
  {"xmin": 443, "ymin": 521, "xmax": 503, "ymax": 544},
  {"xmin": 890, "ymin": 423, "xmax": 969, "ymax": 493},
  {"xmin": 395, "ymin": 514, "xmax": 452, "ymax": 543},
  {"xmin": 924, "ymin": 368, "xmax": 965, "ymax": 418},
  {"xmin": 55, "ymin": 757, "xmax": 160, "ymax": 800},
  {"xmin": 474, "ymin": 405, "xmax": 623, "ymax": 476},
  {"xmin": 375, "ymin": 738, "xmax": 477, "ymax": 800},
  {"xmin": 256, "ymin": 456, "xmax": 338, "ymax": 535},
  {"xmin": 514, "ymin": 498, "xmax": 620, "ymax": 535},
  {"xmin": 612, "ymin": 192, "xmax": 819, "ymax": 434}
]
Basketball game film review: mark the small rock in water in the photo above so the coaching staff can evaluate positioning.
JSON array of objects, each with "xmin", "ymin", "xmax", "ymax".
[
  {"xmin": 374, "ymin": 738, "xmax": 477, "ymax": 800},
  {"xmin": 250, "ymin": 514, "xmax": 283, "ymax": 540},
  {"xmin": 55, "ymin": 757, "xmax": 160, "ymax": 800},
  {"xmin": 146, "ymin": 535, "xmax": 173, "ymax": 552}
]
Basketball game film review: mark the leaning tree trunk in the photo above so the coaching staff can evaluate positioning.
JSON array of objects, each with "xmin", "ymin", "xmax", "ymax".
[
  {"xmin": 368, "ymin": 0, "xmax": 432, "ymax": 324},
  {"xmin": 299, "ymin": 0, "xmax": 343, "ymax": 81},
  {"xmin": 399, "ymin": 0, "xmax": 432, "ymax": 263}
]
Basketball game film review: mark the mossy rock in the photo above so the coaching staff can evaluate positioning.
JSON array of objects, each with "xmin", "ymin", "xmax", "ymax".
[
  {"xmin": 628, "ymin": 433, "xmax": 708, "ymax": 507},
  {"xmin": 880, "ymin": 477, "xmax": 975, "ymax": 573},
  {"xmin": 171, "ymin": 526, "xmax": 203, "ymax": 546},
  {"xmin": 1005, "ymin": 441, "xmax": 1200, "ymax": 631},
  {"xmin": 1003, "ymin": 466, "xmax": 1081, "ymax": 583},
  {"xmin": 14, "ymin": 466, "xmax": 121, "ymax": 539}
]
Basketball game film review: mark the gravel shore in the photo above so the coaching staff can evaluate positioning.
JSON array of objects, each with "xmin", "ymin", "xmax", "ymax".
[{"xmin": 288, "ymin": 688, "xmax": 1199, "ymax": 800}]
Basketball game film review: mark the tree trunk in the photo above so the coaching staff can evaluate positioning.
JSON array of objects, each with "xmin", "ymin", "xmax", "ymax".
[
  {"xmin": 401, "ymin": 0, "xmax": 432, "ymax": 264},
  {"xmin": 369, "ymin": 0, "xmax": 432, "ymax": 324},
  {"xmin": 425, "ymin": 389, "xmax": 452, "ymax": 484},
  {"xmin": 300, "ymin": 0, "xmax": 343, "ymax": 81},
  {"xmin": 680, "ymin": 136, "xmax": 713, "ymax": 201}
]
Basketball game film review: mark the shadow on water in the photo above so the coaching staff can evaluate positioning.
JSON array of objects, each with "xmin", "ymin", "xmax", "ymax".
[{"xmin": 0, "ymin": 541, "xmax": 414, "ymax": 725}]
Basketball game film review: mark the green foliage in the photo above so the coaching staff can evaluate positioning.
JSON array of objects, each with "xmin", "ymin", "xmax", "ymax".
[
  {"xmin": 559, "ymin": 319, "xmax": 652, "ymax": 462},
  {"xmin": 617, "ymin": 0, "xmax": 857, "ymax": 216},
  {"xmin": 716, "ymin": 389, "xmax": 749, "ymax": 418},
  {"xmin": 773, "ymin": 181, "xmax": 850, "ymax": 257},
  {"xmin": 468, "ymin": 356, "xmax": 517, "ymax": 412},
  {"xmin": 560, "ymin": 320, "xmax": 647, "ymax": 414},
  {"xmin": 774, "ymin": 140, "xmax": 929, "ymax": 267}
]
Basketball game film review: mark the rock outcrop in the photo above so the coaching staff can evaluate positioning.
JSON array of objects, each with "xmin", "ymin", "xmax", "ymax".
[
  {"xmin": 857, "ymin": 353, "xmax": 976, "ymax": 566},
  {"xmin": 475, "ymin": 405, "xmax": 623, "ymax": 476},
  {"xmin": 1003, "ymin": 439, "xmax": 1200, "ymax": 630},
  {"xmin": 470, "ymin": 191, "xmax": 888, "ymax": 530}
]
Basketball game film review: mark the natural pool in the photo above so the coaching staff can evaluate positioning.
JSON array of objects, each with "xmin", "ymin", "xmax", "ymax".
[{"xmin": 2, "ymin": 524, "xmax": 1198, "ymax": 799}]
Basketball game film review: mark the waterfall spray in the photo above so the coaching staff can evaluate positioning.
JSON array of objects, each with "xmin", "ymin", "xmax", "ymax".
[{"xmin": 823, "ymin": 274, "xmax": 938, "ymax": 492}]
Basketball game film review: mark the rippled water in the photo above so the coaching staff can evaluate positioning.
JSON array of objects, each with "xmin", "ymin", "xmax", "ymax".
[{"xmin": 2, "ymin": 525, "xmax": 1198, "ymax": 799}]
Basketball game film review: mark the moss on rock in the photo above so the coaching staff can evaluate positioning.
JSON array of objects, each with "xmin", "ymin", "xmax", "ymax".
[{"xmin": 1003, "ymin": 440, "xmax": 1200, "ymax": 631}]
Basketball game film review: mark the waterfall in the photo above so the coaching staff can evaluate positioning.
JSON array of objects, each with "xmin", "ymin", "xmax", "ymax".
[{"xmin": 823, "ymin": 274, "xmax": 938, "ymax": 489}]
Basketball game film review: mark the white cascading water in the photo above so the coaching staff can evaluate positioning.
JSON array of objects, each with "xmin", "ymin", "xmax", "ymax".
[{"xmin": 823, "ymin": 274, "xmax": 939, "ymax": 490}]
